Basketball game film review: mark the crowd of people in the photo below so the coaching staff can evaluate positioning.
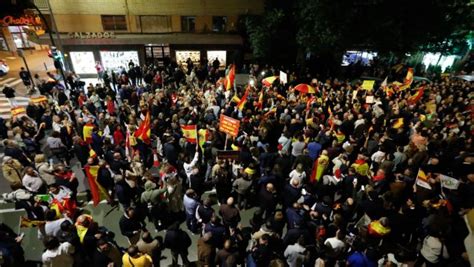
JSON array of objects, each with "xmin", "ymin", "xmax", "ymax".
[{"xmin": 0, "ymin": 55, "xmax": 473, "ymax": 267}]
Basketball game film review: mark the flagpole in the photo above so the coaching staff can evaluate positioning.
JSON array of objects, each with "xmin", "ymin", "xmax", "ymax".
[{"xmin": 224, "ymin": 134, "xmax": 229, "ymax": 150}]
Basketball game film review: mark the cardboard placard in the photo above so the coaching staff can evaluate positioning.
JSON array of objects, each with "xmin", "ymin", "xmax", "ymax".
[{"xmin": 219, "ymin": 114, "xmax": 240, "ymax": 137}]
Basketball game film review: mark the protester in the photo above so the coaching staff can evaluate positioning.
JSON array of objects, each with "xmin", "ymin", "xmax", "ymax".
[{"xmin": 0, "ymin": 59, "xmax": 472, "ymax": 267}]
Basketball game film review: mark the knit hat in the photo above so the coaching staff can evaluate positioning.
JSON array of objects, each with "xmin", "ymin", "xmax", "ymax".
[{"xmin": 2, "ymin": 156, "xmax": 12, "ymax": 163}]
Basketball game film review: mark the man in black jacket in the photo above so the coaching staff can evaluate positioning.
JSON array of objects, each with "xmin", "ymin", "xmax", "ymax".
[
  {"xmin": 119, "ymin": 207, "xmax": 144, "ymax": 245},
  {"xmin": 164, "ymin": 222, "xmax": 191, "ymax": 267}
]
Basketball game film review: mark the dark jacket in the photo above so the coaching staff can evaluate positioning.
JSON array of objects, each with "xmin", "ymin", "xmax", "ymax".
[
  {"xmin": 119, "ymin": 214, "xmax": 142, "ymax": 238},
  {"xmin": 164, "ymin": 228, "xmax": 191, "ymax": 252}
]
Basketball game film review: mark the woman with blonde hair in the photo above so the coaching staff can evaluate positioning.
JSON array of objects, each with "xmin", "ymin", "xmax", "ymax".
[{"xmin": 34, "ymin": 154, "xmax": 56, "ymax": 185}]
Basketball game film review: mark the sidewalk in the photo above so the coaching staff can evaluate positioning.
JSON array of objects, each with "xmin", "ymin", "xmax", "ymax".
[{"xmin": 0, "ymin": 49, "xmax": 56, "ymax": 95}]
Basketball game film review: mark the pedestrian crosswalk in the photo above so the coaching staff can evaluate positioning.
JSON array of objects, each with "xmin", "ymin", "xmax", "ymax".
[
  {"xmin": 0, "ymin": 93, "xmax": 30, "ymax": 119},
  {"xmin": 0, "ymin": 77, "xmax": 23, "ymax": 88}
]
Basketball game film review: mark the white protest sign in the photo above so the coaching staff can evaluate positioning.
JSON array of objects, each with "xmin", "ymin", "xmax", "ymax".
[{"xmin": 280, "ymin": 71, "xmax": 288, "ymax": 84}]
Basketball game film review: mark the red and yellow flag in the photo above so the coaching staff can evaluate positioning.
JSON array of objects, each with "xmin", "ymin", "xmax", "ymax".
[
  {"xmin": 256, "ymin": 90, "xmax": 264, "ymax": 110},
  {"xmin": 198, "ymin": 129, "xmax": 209, "ymax": 151},
  {"xmin": 309, "ymin": 154, "xmax": 329, "ymax": 183},
  {"xmin": 407, "ymin": 86, "xmax": 424, "ymax": 105},
  {"xmin": 134, "ymin": 112, "xmax": 151, "ymax": 144},
  {"xmin": 224, "ymin": 64, "xmax": 236, "ymax": 90},
  {"xmin": 83, "ymin": 123, "xmax": 94, "ymax": 144},
  {"xmin": 30, "ymin": 95, "xmax": 48, "ymax": 104},
  {"xmin": 391, "ymin": 118, "xmax": 404, "ymax": 129},
  {"xmin": 84, "ymin": 164, "xmax": 105, "ymax": 206},
  {"xmin": 237, "ymin": 86, "xmax": 250, "ymax": 111},
  {"xmin": 89, "ymin": 148, "xmax": 97, "ymax": 158},
  {"xmin": 20, "ymin": 216, "xmax": 43, "ymax": 228},
  {"xmin": 181, "ymin": 125, "xmax": 198, "ymax": 144},
  {"xmin": 398, "ymin": 68, "xmax": 414, "ymax": 91}
]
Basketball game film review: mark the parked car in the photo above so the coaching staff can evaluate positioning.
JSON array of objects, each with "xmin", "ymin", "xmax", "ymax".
[{"xmin": 0, "ymin": 59, "xmax": 9, "ymax": 76}]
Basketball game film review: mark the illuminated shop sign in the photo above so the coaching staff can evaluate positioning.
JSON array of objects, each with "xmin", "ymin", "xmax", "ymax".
[
  {"xmin": 0, "ymin": 15, "xmax": 42, "ymax": 26},
  {"xmin": 68, "ymin": 32, "xmax": 116, "ymax": 39}
]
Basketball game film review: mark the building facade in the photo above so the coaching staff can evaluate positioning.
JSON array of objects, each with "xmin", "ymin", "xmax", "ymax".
[{"xmin": 29, "ymin": 0, "xmax": 265, "ymax": 75}]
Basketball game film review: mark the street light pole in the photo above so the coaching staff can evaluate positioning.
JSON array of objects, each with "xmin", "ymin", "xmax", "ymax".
[
  {"xmin": 29, "ymin": 1, "xmax": 69, "ymax": 89},
  {"xmin": 17, "ymin": 48, "xmax": 36, "ymax": 90}
]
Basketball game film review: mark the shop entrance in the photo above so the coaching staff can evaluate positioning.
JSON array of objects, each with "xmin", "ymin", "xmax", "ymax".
[{"xmin": 144, "ymin": 44, "xmax": 170, "ymax": 67}]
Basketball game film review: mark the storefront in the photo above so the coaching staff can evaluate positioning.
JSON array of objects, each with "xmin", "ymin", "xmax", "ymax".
[
  {"xmin": 41, "ymin": 32, "xmax": 243, "ymax": 77},
  {"xmin": 0, "ymin": 14, "xmax": 48, "ymax": 52}
]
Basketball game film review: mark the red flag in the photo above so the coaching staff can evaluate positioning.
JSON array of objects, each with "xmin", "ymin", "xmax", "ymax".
[
  {"xmin": 256, "ymin": 90, "xmax": 264, "ymax": 110},
  {"xmin": 224, "ymin": 64, "xmax": 236, "ymax": 90},
  {"xmin": 309, "ymin": 154, "xmax": 329, "ymax": 183},
  {"xmin": 408, "ymin": 86, "xmax": 424, "ymax": 105},
  {"xmin": 84, "ymin": 165, "xmax": 103, "ymax": 206},
  {"xmin": 181, "ymin": 125, "xmax": 198, "ymax": 143},
  {"xmin": 237, "ymin": 86, "xmax": 250, "ymax": 111},
  {"xmin": 83, "ymin": 123, "xmax": 94, "ymax": 144},
  {"xmin": 134, "ymin": 112, "xmax": 151, "ymax": 144}
]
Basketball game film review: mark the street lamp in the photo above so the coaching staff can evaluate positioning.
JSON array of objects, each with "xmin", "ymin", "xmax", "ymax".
[{"xmin": 26, "ymin": 0, "xmax": 69, "ymax": 89}]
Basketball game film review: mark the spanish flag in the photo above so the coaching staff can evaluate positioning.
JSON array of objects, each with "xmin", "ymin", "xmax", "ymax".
[
  {"xmin": 83, "ymin": 123, "xmax": 94, "ymax": 144},
  {"xmin": 309, "ymin": 154, "xmax": 329, "ymax": 183},
  {"xmin": 11, "ymin": 106, "xmax": 26, "ymax": 117},
  {"xmin": 232, "ymin": 95, "xmax": 241, "ymax": 103},
  {"xmin": 391, "ymin": 118, "xmax": 404, "ymax": 129},
  {"xmin": 368, "ymin": 220, "xmax": 391, "ymax": 237},
  {"xmin": 407, "ymin": 86, "xmax": 424, "ymax": 105},
  {"xmin": 334, "ymin": 131, "xmax": 345, "ymax": 144},
  {"xmin": 198, "ymin": 129, "xmax": 209, "ymax": 151},
  {"xmin": 256, "ymin": 90, "xmax": 264, "ymax": 110},
  {"xmin": 181, "ymin": 125, "xmax": 197, "ymax": 144},
  {"xmin": 237, "ymin": 86, "xmax": 250, "ymax": 111},
  {"xmin": 30, "ymin": 95, "xmax": 48, "ymax": 104},
  {"xmin": 51, "ymin": 197, "xmax": 77, "ymax": 218},
  {"xmin": 20, "ymin": 216, "xmax": 43, "ymax": 228},
  {"xmin": 224, "ymin": 64, "xmax": 236, "ymax": 90},
  {"xmin": 134, "ymin": 112, "xmax": 151, "ymax": 144},
  {"xmin": 415, "ymin": 168, "xmax": 432, "ymax": 190},
  {"xmin": 352, "ymin": 159, "xmax": 369, "ymax": 176},
  {"xmin": 89, "ymin": 148, "xmax": 97, "ymax": 159},
  {"xmin": 84, "ymin": 164, "xmax": 105, "ymax": 206},
  {"xmin": 398, "ymin": 68, "xmax": 414, "ymax": 91}
]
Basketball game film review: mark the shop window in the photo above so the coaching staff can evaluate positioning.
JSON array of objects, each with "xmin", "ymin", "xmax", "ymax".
[
  {"xmin": 181, "ymin": 16, "xmax": 196, "ymax": 32},
  {"xmin": 212, "ymin": 16, "xmax": 227, "ymax": 32},
  {"xmin": 101, "ymin": 15, "xmax": 127, "ymax": 31}
]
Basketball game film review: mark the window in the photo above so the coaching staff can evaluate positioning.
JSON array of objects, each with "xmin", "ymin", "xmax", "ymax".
[
  {"xmin": 140, "ymin": 16, "xmax": 172, "ymax": 33},
  {"xmin": 181, "ymin": 16, "xmax": 196, "ymax": 32},
  {"xmin": 212, "ymin": 16, "xmax": 227, "ymax": 32},
  {"xmin": 101, "ymin": 15, "xmax": 127, "ymax": 31}
]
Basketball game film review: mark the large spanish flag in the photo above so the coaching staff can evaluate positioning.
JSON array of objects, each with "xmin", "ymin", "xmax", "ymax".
[
  {"xmin": 408, "ymin": 86, "xmax": 424, "ymax": 105},
  {"xmin": 83, "ymin": 123, "xmax": 94, "ymax": 144},
  {"xmin": 309, "ymin": 154, "xmax": 329, "ymax": 183},
  {"xmin": 224, "ymin": 64, "xmax": 236, "ymax": 90},
  {"xmin": 84, "ymin": 164, "xmax": 105, "ymax": 206},
  {"xmin": 134, "ymin": 112, "xmax": 151, "ymax": 144},
  {"xmin": 398, "ymin": 68, "xmax": 414, "ymax": 91},
  {"xmin": 181, "ymin": 125, "xmax": 197, "ymax": 143},
  {"xmin": 237, "ymin": 86, "xmax": 250, "ymax": 111}
]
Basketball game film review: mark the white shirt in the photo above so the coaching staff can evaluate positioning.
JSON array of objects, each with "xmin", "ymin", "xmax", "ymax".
[
  {"xmin": 289, "ymin": 170, "xmax": 306, "ymax": 186},
  {"xmin": 371, "ymin": 150, "xmax": 386, "ymax": 163},
  {"xmin": 39, "ymin": 218, "xmax": 72, "ymax": 240},
  {"xmin": 324, "ymin": 237, "xmax": 346, "ymax": 254},
  {"xmin": 22, "ymin": 173, "xmax": 44, "ymax": 192},
  {"xmin": 42, "ymin": 242, "xmax": 75, "ymax": 267},
  {"xmin": 420, "ymin": 236, "xmax": 449, "ymax": 263},
  {"xmin": 183, "ymin": 151, "xmax": 199, "ymax": 183},
  {"xmin": 284, "ymin": 243, "xmax": 306, "ymax": 267}
]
